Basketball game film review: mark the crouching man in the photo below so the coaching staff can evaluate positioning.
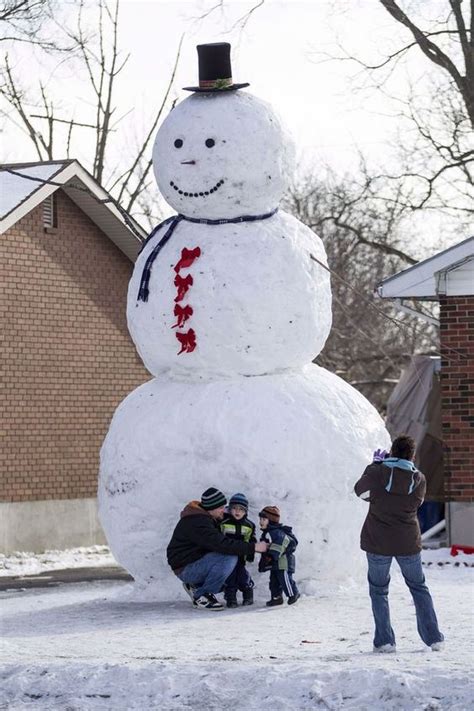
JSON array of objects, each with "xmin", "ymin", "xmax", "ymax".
[
  {"xmin": 166, "ymin": 487, "xmax": 268, "ymax": 610},
  {"xmin": 354, "ymin": 435, "xmax": 444, "ymax": 653}
]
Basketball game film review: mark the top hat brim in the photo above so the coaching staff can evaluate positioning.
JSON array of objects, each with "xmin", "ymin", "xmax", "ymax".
[{"xmin": 182, "ymin": 82, "xmax": 250, "ymax": 93}]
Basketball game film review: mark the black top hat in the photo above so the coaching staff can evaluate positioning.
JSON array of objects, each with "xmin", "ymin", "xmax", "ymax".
[{"xmin": 183, "ymin": 42, "xmax": 249, "ymax": 93}]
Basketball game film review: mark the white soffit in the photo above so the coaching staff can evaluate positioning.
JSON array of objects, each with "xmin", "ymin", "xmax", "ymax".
[
  {"xmin": 377, "ymin": 236, "xmax": 474, "ymax": 300},
  {"xmin": 437, "ymin": 256, "xmax": 474, "ymax": 296}
]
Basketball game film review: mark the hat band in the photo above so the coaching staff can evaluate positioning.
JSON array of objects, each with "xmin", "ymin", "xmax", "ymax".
[{"xmin": 199, "ymin": 77, "xmax": 233, "ymax": 90}]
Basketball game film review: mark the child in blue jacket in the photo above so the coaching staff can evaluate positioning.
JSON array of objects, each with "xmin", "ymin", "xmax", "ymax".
[{"xmin": 258, "ymin": 505, "xmax": 300, "ymax": 606}]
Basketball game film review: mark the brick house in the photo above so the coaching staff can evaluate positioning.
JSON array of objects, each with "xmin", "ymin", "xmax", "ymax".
[
  {"xmin": 0, "ymin": 160, "xmax": 149, "ymax": 553},
  {"xmin": 377, "ymin": 236, "xmax": 474, "ymax": 546}
]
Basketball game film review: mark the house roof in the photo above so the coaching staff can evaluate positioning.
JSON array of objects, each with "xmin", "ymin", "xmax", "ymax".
[
  {"xmin": 0, "ymin": 160, "xmax": 147, "ymax": 261},
  {"xmin": 377, "ymin": 236, "xmax": 474, "ymax": 300}
]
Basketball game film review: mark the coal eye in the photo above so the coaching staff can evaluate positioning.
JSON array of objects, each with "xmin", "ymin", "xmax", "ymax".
[
  {"xmin": 174, "ymin": 138, "xmax": 183, "ymax": 148},
  {"xmin": 205, "ymin": 138, "xmax": 215, "ymax": 148}
]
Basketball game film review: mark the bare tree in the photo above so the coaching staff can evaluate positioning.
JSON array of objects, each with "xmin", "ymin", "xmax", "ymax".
[
  {"xmin": 329, "ymin": 1, "xmax": 473, "ymax": 223},
  {"xmin": 285, "ymin": 170, "xmax": 438, "ymax": 411},
  {"xmin": 1, "ymin": 0, "xmax": 48, "ymax": 39},
  {"xmin": 0, "ymin": 0, "xmax": 71, "ymax": 51},
  {"xmin": 378, "ymin": 0, "xmax": 473, "ymax": 128},
  {"xmin": 194, "ymin": 0, "xmax": 266, "ymax": 31},
  {"xmin": 0, "ymin": 0, "xmax": 184, "ymax": 225}
]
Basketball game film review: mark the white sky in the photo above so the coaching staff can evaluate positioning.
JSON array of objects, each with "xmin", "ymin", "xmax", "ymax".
[
  {"xmin": 118, "ymin": 0, "xmax": 424, "ymax": 171},
  {"xmin": 1, "ymin": 0, "xmax": 429, "ymax": 174}
]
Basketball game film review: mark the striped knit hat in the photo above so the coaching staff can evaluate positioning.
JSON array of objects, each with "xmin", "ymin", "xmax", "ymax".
[
  {"xmin": 200, "ymin": 487, "xmax": 227, "ymax": 510},
  {"xmin": 229, "ymin": 492, "xmax": 249, "ymax": 511},
  {"xmin": 258, "ymin": 505, "xmax": 280, "ymax": 523}
]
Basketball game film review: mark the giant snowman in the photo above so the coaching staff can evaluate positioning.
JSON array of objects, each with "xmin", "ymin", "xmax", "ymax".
[{"xmin": 99, "ymin": 43, "xmax": 389, "ymax": 597}]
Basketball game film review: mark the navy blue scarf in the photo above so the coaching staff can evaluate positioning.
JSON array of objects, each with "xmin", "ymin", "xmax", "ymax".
[{"xmin": 137, "ymin": 209, "xmax": 278, "ymax": 302}]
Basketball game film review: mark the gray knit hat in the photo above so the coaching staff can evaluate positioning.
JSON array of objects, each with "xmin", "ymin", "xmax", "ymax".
[{"xmin": 201, "ymin": 487, "xmax": 227, "ymax": 510}]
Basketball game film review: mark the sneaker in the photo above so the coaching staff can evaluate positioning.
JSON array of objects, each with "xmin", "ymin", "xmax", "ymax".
[
  {"xmin": 266, "ymin": 596, "xmax": 284, "ymax": 607},
  {"xmin": 193, "ymin": 593, "xmax": 224, "ymax": 611},
  {"xmin": 373, "ymin": 644, "xmax": 396, "ymax": 653},
  {"xmin": 431, "ymin": 641, "xmax": 445, "ymax": 652},
  {"xmin": 182, "ymin": 582, "xmax": 197, "ymax": 601},
  {"xmin": 287, "ymin": 592, "xmax": 301, "ymax": 605},
  {"xmin": 242, "ymin": 588, "xmax": 254, "ymax": 606}
]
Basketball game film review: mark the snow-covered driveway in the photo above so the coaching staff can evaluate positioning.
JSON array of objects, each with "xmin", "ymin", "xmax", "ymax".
[{"xmin": 1, "ymin": 551, "xmax": 472, "ymax": 710}]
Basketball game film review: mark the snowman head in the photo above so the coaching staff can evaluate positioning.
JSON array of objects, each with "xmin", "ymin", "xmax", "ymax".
[{"xmin": 152, "ymin": 91, "xmax": 295, "ymax": 219}]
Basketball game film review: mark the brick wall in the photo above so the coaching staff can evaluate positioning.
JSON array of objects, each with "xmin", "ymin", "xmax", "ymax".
[
  {"xmin": 440, "ymin": 296, "xmax": 474, "ymax": 502},
  {"xmin": 0, "ymin": 190, "xmax": 149, "ymax": 502}
]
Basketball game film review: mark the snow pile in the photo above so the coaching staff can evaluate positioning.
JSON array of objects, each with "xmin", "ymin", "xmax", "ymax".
[
  {"xmin": 99, "ymin": 83, "xmax": 389, "ymax": 596},
  {"xmin": 100, "ymin": 368, "xmax": 388, "ymax": 596},
  {"xmin": 0, "ymin": 546, "xmax": 116, "ymax": 577}
]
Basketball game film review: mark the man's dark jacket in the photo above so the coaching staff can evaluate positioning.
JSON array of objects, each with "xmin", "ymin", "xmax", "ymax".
[
  {"xmin": 167, "ymin": 501, "xmax": 256, "ymax": 573},
  {"xmin": 354, "ymin": 460, "xmax": 426, "ymax": 556}
]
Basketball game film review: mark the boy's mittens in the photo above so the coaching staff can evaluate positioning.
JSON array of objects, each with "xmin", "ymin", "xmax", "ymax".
[{"xmin": 258, "ymin": 553, "xmax": 273, "ymax": 573}]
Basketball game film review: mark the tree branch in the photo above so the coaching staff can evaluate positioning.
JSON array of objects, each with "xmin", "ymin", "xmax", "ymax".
[
  {"xmin": 119, "ymin": 33, "xmax": 184, "ymax": 210},
  {"xmin": 379, "ymin": 0, "xmax": 473, "ymax": 125}
]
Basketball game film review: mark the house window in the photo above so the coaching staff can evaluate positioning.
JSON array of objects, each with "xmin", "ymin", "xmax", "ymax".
[{"xmin": 43, "ymin": 193, "xmax": 58, "ymax": 229}]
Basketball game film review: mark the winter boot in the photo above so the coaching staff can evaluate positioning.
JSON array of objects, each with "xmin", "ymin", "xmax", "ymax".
[
  {"xmin": 225, "ymin": 591, "xmax": 238, "ymax": 608},
  {"xmin": 288, "ymin": 592, "xmax": 301, "ymax": 605},
  {"xmin": 266, "ymin": 596, "xmax": 284, "ymax": 607},
  {"xmin": 242, "ymin": 587, "xmax": 254, "ymax": 606}
]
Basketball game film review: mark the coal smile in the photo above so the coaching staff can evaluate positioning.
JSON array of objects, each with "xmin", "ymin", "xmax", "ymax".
[{"xmin": 169, "ymin": 178, "xmax": 225, "ymax": 198}]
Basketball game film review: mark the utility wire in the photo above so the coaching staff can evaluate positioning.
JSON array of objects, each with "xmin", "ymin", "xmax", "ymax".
[
  {"xmin": 309, "ymin": 252, "xmax": 468, "ymax": 364},
  {"xmin": 3, "ymin": 168, "xmax": 145, "ymax": 243}
]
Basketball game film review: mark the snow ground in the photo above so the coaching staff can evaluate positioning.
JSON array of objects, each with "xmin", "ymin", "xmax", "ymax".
[{"xmin": 1, "ymin": 550, "xmax": 473, "ymax": 710}]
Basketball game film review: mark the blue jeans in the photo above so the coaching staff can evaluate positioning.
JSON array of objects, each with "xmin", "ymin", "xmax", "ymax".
[
  {"xmin": 178, "ymin": 552, "xmax": 238, "ymax": 599},
  {"xmin": 367, "ymin": 552, "xmax": 444, "ymax": 648}
]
